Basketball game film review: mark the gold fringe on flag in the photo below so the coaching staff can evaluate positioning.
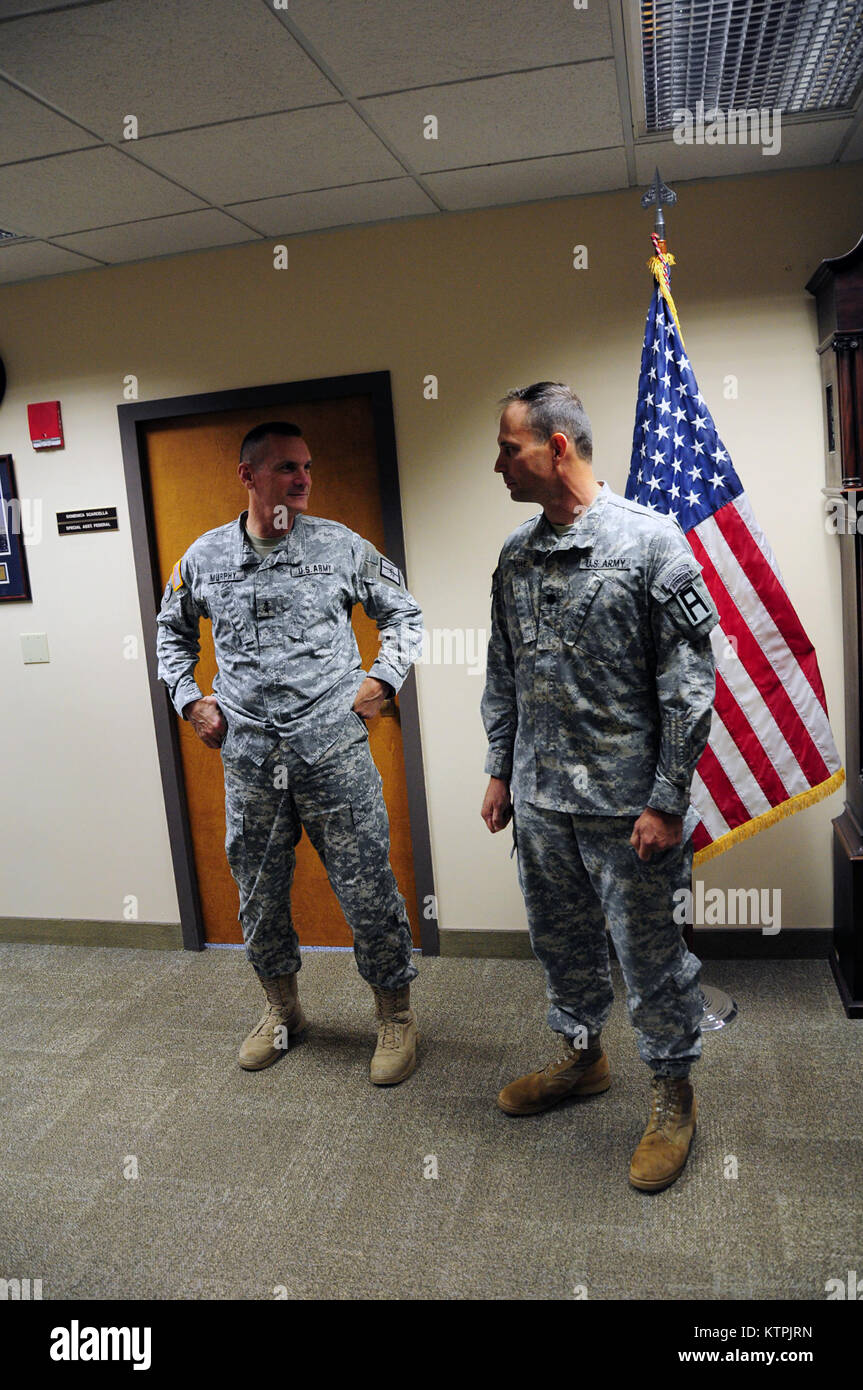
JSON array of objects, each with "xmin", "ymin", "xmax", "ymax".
[
  {"xmin": 692, "ymin": 766, "xmax": 846, "ymax": 867},
  {"xmin": 648, "ymin": 233, "xmax": 686, "ymax": 350}
]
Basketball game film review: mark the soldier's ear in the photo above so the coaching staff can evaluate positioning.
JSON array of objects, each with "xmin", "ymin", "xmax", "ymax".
[{"xmin": 548, "ymin": 431, "xmax": 569, "ymax": 464}]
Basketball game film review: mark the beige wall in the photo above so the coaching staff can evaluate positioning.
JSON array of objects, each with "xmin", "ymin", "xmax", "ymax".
[{"xmin": 1, "ymin": 163, "xmax": 861, "ymax": 935}]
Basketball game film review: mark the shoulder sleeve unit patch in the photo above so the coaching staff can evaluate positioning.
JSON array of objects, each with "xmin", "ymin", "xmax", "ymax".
[
  {"xmin": 672, "ymin": 579, "xmax": 715, "ymax": 629},
  {"xmin": 170, "ymin": 559, "xmax": 184, "ymax": 592},
  {"xmin": 651, "ymin": 554, "xmax": 717, "ymax": 634}
]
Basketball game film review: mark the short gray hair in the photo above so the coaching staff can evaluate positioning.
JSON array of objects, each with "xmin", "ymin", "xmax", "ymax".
[
  {"xmin": 239, "ymin": 420, "xmax": 303, "ymax": 468},
  {"xmin": 500, "ymin": 382, "xmax": 593, "ymax": 461}
]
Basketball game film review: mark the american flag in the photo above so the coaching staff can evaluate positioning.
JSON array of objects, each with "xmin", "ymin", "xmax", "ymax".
[{"xmin": 626, "ymin": 247, "xmax": 844, "ymax": 864}]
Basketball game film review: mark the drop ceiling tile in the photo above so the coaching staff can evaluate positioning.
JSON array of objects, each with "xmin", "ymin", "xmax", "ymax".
[
  {"xmin": 52, "ymin": 209, "xmax": 259, "ymax": 263},
  {"xmin": 425, "ymin": 147, "xmax": 629, "ymax": 211},
  {"xmin": 634, "ymin": 117, "xmax": 856, "ymax": 184},
  {"xmin": 230, "ymin": 177, "xmax": 436, "ymax": 236},
  {"xmin": 0, "ymin": 81, "xmax": 97, "ymax": 164},
  {"xmin": 361, "ymin": 62, "xmax": 623, "ymax": 173},
  {"xmin": 135, "ymin": 105, "xmax": 404, "ymax": 205},
  {"xmin": 0, "ymin": 0, "xmax": 337, "ymax": 138},
  {"xmin": 0, "ymin": 147, "xmax": 205, "ymax": 238},
  {"xmin": 0, "ymin": 239, "xmax": 101, "ymax": 284},
  {"xmin": 286, "ymin": 0, "xmax": 613, "ymax": 94}
]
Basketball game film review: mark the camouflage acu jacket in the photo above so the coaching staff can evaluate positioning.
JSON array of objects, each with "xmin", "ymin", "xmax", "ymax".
[
  {"xmin": 156, "ymin": 511, "xmax": 422, "ymax": 766},
  {"xmin": 481, "ymin": 483, "xmax": 718, "ymax": 817}
]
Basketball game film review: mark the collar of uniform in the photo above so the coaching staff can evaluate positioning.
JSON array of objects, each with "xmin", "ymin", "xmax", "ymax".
[
  {"xmin": 232, "ymin": 513, "xmax": 256, "ymax": 567},
  {"xmin": 529, "ymin": 482, "xmax": 611, "ymax": 553},
  {"xmin": 233, "ymin": 510, "xmax": 306, "ymax": 566}
]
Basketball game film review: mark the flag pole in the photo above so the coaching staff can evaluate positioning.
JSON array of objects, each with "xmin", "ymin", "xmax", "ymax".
[
  {"xmin": 641, "ymin": 165, "xmax": 675, "ymax": 247},
  {"xmin": 641, "ymin": 167, "xmax": 738, "ymax": 1032}
]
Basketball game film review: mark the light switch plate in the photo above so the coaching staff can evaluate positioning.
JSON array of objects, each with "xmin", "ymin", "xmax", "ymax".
[{"xmin": 21, "ymin": 633, "xmax": 49, "ymax": 664}]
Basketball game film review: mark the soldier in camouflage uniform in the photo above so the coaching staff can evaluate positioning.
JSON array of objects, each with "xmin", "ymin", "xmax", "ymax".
[
  {"xmin": 156, "ymin": 422, "xmax": 422, "ymax": 1085},
  {"xmin": 481, "ymin": 383, "xmax": 717, "ymax": 1191}
]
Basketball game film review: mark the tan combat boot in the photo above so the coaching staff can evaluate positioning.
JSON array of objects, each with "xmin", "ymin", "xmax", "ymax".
[
  {"xmin": 629, "ymin": 1077, "xmax": 697, "ymax": 1191},
  {"xmin": 369, "ymin": 984, "xmax": 418, "ymax": 1085},
  {"xmin": 239, "ymin": 973, "xmax": 307, "ymax": 1071},
  {"xmin": 497, "ymin": 1037, "xmax": 611, "ymax": 1115}
]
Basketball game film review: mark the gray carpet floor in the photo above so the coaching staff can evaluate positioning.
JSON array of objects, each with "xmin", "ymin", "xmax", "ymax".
[{"xmin": 0, "ymin": 943, "xmax": 860, "ymax": 1301}]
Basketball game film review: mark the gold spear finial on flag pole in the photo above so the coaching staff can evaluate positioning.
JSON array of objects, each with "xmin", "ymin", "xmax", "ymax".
[{"xmin": 641, "ymin": 166, "xmax": 686, "ymax": 350}]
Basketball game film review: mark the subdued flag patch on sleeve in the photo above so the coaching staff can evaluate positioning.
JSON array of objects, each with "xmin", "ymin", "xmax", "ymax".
[
  {"xmin": 171, "ymin": 559, "xmax": 184, "ymax": 592},
  {"xmin": 361, "ymin": 543, "xmax": 403, "ymax": 589},
  {"xmin": 379, "ymin": 556, "xmax": 402, "ymax": 586}
]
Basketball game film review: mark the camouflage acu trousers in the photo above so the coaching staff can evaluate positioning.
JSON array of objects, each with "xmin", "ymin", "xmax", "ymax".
[
  {"xmin": 513, "ymin": 800, "xmax": 702, "ymax": 1078},
  {"xmin": 221, "ymin": 711, "xmax": 417, "ymax": 988}
]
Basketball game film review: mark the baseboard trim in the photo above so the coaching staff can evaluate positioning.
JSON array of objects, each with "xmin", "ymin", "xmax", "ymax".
[
  {"xmin": 440, "ymin": 929, "xmax": 535, "ymax": 959},
  {"xmin": 693, "ymin": 928, "xmax": 832, "ymax": 959},
  {"xmin": 0, "ymin": 920, "xmax": 832, "ymax": 960},
  {"xmin": 0, "ymin": 918, "xmax": 184, "ymax": 950},
  {"xmin": 439, "ymin": 927, "xmax": 832, "ymax": 960}
]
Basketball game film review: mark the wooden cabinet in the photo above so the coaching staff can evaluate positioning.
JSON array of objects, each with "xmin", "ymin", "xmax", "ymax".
[{"xmin": 807, "ymin": 233, "xmax": 863, "ymax": 1016}]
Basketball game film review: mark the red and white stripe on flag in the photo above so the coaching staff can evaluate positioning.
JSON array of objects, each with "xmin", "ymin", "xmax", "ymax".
[{"xmin": 687, "ymin": 492, "xmax": 844, "ymax": 863}]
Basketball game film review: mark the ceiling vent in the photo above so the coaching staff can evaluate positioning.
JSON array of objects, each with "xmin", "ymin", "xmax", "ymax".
[{"xmin": 641, "ymin": 0, "xmax": 863, "ymax": 131}]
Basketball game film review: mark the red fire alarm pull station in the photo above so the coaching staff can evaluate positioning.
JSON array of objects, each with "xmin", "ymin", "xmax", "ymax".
[{"xmin": 27, "ymin": 400, "xmax": 64, "ymax": 449}]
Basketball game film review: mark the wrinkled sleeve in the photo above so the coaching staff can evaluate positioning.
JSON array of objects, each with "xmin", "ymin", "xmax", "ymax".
[
  {"xmin": 646, "ymin": 525, "xmax": 718, "ymax": 815},
  {"xmin": 354, "ymin": 539, "xmax": 424, "ymax": 694},
  {"xmin": 155, "ymin": 554, "xmax": 207, "ymax": 718},
  {"xmin": 481, "ymin": 563, "xmax": 516, "ymax": 779}
]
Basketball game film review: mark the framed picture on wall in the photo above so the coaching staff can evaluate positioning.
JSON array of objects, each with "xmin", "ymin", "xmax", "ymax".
[{"xmin": 0, "ymin": 454, "xmax": 32, "ymax": 601}]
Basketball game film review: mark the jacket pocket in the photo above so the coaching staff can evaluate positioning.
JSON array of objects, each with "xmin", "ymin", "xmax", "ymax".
[
  {"xmin": 564, "ymin": 572, "xmax": 651, "ymax": 687},
  {"xmin": 562, "ymin": 572, "xmax": 607, "ymax": 649},
  {"xmin": 283, "ymin": 589, "xmax": 311, "ymax": 638},
  {"xmin": 510, "ymin": 574, "xmax": 537, "ymax": 644},
  {"xmin": 350, "ymin": 709, "xmax": 370, "ymax": 739},
  {"xmin": 206, "ymin": 582, "xmax": 252, "ymax": 643},
  {"xmin": 284, "ymin": 581, "xmax": 342, "ymax": 642}
]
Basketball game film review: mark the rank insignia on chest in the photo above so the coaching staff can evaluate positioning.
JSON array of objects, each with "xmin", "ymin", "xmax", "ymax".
[{"xmin": 290, "ymin": 563, "xmax": 334, "ymax": 577}]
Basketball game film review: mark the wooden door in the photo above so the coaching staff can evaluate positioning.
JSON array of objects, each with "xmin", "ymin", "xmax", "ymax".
[{"xmin": 145, "ymin": 396, "xmax": 420, "ymax": 947}]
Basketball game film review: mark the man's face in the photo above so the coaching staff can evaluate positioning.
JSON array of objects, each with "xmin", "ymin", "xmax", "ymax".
[
  {"xmin": 495, "ymin": 402, "xmax": 553, "ymax": 503},
  {"xmin": 242, "ymin": 433, "xmax": 312, "ymax": 526}
]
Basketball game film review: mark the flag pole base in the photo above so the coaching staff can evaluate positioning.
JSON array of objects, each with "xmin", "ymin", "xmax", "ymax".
[{"xmin": 700, "ymin": 984, "xmax": 738, "ymax": 1031}]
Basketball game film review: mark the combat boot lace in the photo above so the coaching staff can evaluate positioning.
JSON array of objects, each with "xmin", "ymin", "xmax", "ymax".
[
  {"xmin": 629, "ymin": 1076, "xmax": 697, "ymax": 1191},
  {"xmin": 370, "ymin": 984, "xmax": 418, "ymax": 1086},
  {"xmin": 497, "ymin": 1036, "xmax": 611, "ymax": 1115},
  {"xmin": 239, "ymin": 972, "xmax": 307, "ymax": 1071}
]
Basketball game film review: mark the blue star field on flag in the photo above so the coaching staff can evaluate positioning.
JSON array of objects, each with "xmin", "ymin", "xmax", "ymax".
[{"xmin": 625, "ymin": 288, "xmax": 744, "ymax": 533}]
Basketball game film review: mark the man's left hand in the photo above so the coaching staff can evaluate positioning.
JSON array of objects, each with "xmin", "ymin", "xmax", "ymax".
[
  {"xmin": 353, "ymin": 676, "xmax": 393, "ymax": 722},
  {"xmin": 630, "ymin": 807, "xmax": 683, "ymax": 862}
]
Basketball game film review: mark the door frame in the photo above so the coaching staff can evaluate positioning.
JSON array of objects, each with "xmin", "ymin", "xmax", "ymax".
[{"xmin": 118, "ymin": 370, "xmax": 439, "ymax": 955}]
